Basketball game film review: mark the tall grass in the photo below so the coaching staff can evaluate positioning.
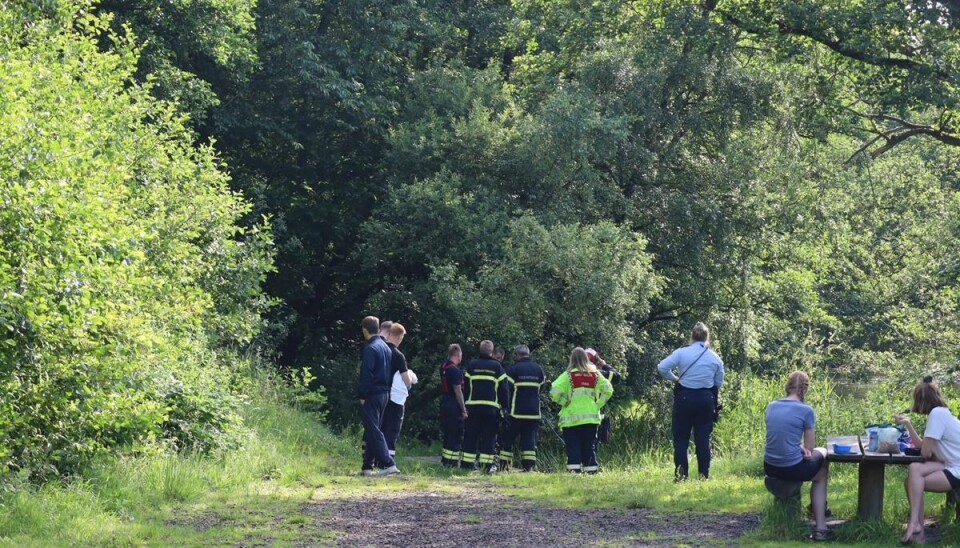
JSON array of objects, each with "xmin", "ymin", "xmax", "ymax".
[
  {"xmin": 3, "ymin": 365, "xmax": 960, "ymax": 546},
  {"xmin": 0, "ymin": 370, "xmax": 356, "ymax": 547}
]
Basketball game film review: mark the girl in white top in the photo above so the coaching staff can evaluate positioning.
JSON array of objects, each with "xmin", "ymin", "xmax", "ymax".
[{"xmin": 894, "ymin": 376, "xmax": 960, "ymax": 544}]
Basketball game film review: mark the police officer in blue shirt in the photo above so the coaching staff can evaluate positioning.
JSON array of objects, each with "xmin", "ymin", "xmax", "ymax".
[{"xmin": 657, "ymin": 322, "xmax": 724, "ymax": 481}]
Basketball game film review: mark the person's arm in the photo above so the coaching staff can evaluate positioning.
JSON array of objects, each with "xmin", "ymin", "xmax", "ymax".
[
  {"xmin": 921, "ymin": 437, "xmax": 939, "ymax": 460},
  {"xmin": 359, "ymin": 345, "xmax": 375, "ymax": 401},
  {"xmin": 656, "ymin": 350, "xmax": 680, "ymax": 383},
  {"xmin": 502, "ymin": 374, "xmax": 515, "ymax": 415},
  {"xmin": 801, "ymin": 406, "xmax": 817, "ymax": 459},
  {"xmin": 550, "ymin": 373, "xmax": 570, "ymax": 406},
  {"xmin": 601, "ymin": 363, "xmax": 622, "ymax": 385},
  {"xmin": 596, "ymin": 375, "xmax": 614, "ymax": 409},
  {"xmin": 894, "ymin": 413, "xmax": 923, "ymax": 448},
  {"xmin": 714, "ymin": 357, "xmax": 725, "ymax": 389},
  {"xmin": 802, "ymin": 427, "xmax": 816, "ymax": 458},
  {"xmin": 392, "ymin": 350, "xmax": 413, "ymax": 388},
  {"xmin": 453, "ymin": 384, "xmax": 468, "ymax": 418}
]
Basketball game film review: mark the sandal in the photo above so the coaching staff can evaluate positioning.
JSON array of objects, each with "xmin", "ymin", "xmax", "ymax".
[
  {"xmin": 809, "ymin": 529, "xmax": 832, "ymax": 542},
  {"xmin": 900, "ymin": 532, "xmax": 925, "ymax": 545}
]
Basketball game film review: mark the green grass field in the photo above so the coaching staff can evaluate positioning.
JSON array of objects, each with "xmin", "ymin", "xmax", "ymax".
[{"xmin": 0, "ymin": 381, "xmax": 957, "ymax": 547}]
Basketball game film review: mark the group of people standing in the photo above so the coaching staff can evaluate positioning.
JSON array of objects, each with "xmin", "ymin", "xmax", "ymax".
[
  {"xmin": 438, "ymin": 340, "xmax": 621, "ymax": 473},
  {"xmin": 358, "ymin": 316, "xmax": 726, "ymax": 478},
  {"xmin": 357, "ymin": 314, "xmax": 960, "ymax": 543},
  {"xmin": 357, "ymin": 316, "xmax": 417, "ymax": 476}
]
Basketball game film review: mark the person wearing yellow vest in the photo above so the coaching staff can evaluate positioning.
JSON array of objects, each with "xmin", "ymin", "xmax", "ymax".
[{"xmin": 550, "ymin": 347, "xmax": 613, "ymax": 473}]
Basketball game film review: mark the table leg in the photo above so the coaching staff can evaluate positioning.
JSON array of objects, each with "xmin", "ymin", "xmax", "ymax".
[{"xmin": 858, "ymin": 460, "xmax": 886, "ymax": 520}]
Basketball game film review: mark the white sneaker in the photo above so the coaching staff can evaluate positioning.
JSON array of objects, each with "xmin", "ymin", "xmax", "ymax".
[
  {"xmin": 360, "ymin": 469, "xmax": 375, "ymax": 477},
  {"xmin": 379, "ymin": 465, "xmax": 401, "ymax": 476}
]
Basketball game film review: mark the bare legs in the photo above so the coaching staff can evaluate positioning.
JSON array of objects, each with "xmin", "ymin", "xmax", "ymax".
[
  {"xmin": 902, "ymin": 461, "xmax": 951, "ymax": 543},
  {"xmin": 809, "ymin": 447, "xmax": 830, "ymax": 532}
]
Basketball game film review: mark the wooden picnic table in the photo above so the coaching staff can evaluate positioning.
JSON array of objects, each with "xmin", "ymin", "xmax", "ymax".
[{"xmin": 826, "ymin": 435, "xmax": 924, "ymax": 520}]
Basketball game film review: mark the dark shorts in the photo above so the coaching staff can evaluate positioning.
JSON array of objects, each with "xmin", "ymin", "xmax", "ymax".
[
  {"xmin": 765, "ymin": 454, "xmax": 824, "ymax": 482},
  {"xmin": 944, "ymin": 470, "xmax": 960, "ymax": 491}
]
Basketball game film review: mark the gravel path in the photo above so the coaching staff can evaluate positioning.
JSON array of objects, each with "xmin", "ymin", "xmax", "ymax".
[{"xmin": 304, "ymin": 486, "xmax": 761, "ymax": 547}]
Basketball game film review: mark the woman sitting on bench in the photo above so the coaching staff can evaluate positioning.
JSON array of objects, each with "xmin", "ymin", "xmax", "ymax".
[
  {"xmin": 895, "ymin": 376, "xmax": 960, "ymax": 545},
  {"xmin": 764, "ymin": 371, "xmax": 831, "ymax": 541}
]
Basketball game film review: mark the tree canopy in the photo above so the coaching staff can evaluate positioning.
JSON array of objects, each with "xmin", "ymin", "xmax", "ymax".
[{"xmin": 9, "ymin": 0, "xmax": 960, "ymax": 450}]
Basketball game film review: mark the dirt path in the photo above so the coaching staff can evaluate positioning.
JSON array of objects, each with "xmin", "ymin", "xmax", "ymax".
[{"xmin": 304, "ymin": 485, "xmax": 761, "ymax": 547}]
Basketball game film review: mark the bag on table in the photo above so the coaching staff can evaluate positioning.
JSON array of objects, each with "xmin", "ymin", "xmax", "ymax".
[{"xmin": 877, "ymin": 426, "xmax": 901, "ymax": 453}]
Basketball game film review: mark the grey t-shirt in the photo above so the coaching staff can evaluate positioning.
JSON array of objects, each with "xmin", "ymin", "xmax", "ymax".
[{"xmin": 764, "ymin": 398, "xmax": 816, "ymax": 467}]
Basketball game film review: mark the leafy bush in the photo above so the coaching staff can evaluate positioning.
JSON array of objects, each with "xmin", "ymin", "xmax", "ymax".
[{"xmin": 0, "ymin": 5, "xmax": 272, "ymax": 478}]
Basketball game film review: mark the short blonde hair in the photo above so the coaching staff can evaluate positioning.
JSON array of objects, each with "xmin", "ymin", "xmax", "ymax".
[
  {"xmin": 389, "ymin": 323, "xmax": 406, "ymax": 337},
  {"xmin": 447, "ymin": 344, "xmax": 462, "ymax": 358},
  {"xmin": 479, "ymin": 340, "xmax": 494, "ymax": 355}
]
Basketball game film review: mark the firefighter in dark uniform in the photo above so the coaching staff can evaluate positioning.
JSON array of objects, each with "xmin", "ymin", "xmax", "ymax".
[
  {"xmin": 586, "ymin": 348, "xmax": 621, "ymax": 445},
  {"xmin": 462, "ymin": 340, "xmax": 509, "ymax": 473},
  {"xmin": 492, "ymin": 346, "xmax": 509, "ymax": 467},
  {"xmin": 439, "ymin": 344, "xmax": 467, "ymax": 467},
  {"xmin": 499, "ymin": 344, "xmax": 546, "ymax": 472}
]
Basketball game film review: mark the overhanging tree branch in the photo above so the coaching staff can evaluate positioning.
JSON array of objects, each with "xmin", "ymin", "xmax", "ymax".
[
  {"xmin": 717, "ymin": 10, "xmax": 953, "ymax": 82},
  {"xmin": 839, "ymin": 106, "xmax": 960, "ymax": 162}
]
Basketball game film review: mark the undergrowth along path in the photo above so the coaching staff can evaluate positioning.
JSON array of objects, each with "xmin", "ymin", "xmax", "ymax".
[{"xmin": 305, "ymin": 481, "xmax": 761, "ymax": 547}]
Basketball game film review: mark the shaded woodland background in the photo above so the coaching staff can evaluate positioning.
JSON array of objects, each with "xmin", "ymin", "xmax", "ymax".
[{"xmin": 7, "ymin": 0, "xmax": 960, "ymax": 476}]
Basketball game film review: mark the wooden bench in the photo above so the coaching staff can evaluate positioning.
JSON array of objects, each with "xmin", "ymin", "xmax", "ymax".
[{"xmin": 764, "ymin": 475, "xmax": 802, "ymax": 517}]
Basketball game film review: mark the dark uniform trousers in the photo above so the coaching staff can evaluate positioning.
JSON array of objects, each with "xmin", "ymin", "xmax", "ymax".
[
  {"xmin": 361, "ymin": 392, "xmax": 395, "ymax": 470},
  {"xmin": 500, "ymin": 418, "xmax": 539, "ymax": 471},
  {"xmin": 462, "ymin": 407, "xmax": 499, "ymax": 468},
  {"xmin": 562, "ymin": 423, "xmax": 599, "ymax": 473},
  {"xmin": 381, "ymin": 401, "xmax": 405, "ymax": 457},
  {"xmin": 496, "ymin": 418, "xmax": 511, "ymax": 467},
  {"xmin": 440, "ymin": 400, "xmax": 464, "ymax": 465},
  {"xmin": 672, "ymin": 386, "xmax": 715, "ymax": 480}
]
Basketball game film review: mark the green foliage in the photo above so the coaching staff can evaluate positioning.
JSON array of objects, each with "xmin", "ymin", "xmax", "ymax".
[
  {"xmin": 717, "ymin": 0, "xmax": 960, "ymax": 157},
  {"xmin": 0, "ymin": 366, "xmax": 352, "ymax": 546},
  {"xmin": 0, "ymin": 5, "xmax": 272, "ymax": 477},
  {"xmin": 15, "ymin": 0, "xmax": 960, "ymax": 473},
  {"xmin": 431, "ymin": 216, "xmax": 660, "ymax": 368},
  {"xmin": 94, "ymin": 0, "xmax": 258, "ymax": 122}
]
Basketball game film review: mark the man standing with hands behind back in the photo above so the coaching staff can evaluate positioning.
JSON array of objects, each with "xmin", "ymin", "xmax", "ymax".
[{"xmin": 359, "ymin": 316, "xmax": 400, "ymax": 476}]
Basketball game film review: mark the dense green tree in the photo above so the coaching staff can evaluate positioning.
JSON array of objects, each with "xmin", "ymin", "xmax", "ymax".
[
  {"xmin": 716, "ymin": 0, "xmax": 960, "ymax": 158},
  {"xmin": 0, "ymin": 3, "xmax": 272, "ymax": 477},
  {"xmin": 91, "ymin": 0, "xmax": 257, "ymax": 123},
  {"xmin": 18, "ymin": 0, "xmax": 960, "ymax": 447}
]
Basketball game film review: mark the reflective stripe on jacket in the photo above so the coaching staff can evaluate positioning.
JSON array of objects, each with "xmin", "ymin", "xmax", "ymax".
[
  {"xmin": 505, "ymin": 358, "xmax": 546, "ymax": 419},
  {"xmin": 550, "ymin": 369, "xmax": 613, "ymax": 428},
  {"xmin": 464, "ymin": 356, "xmax": 508, "ymax": 409}
]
